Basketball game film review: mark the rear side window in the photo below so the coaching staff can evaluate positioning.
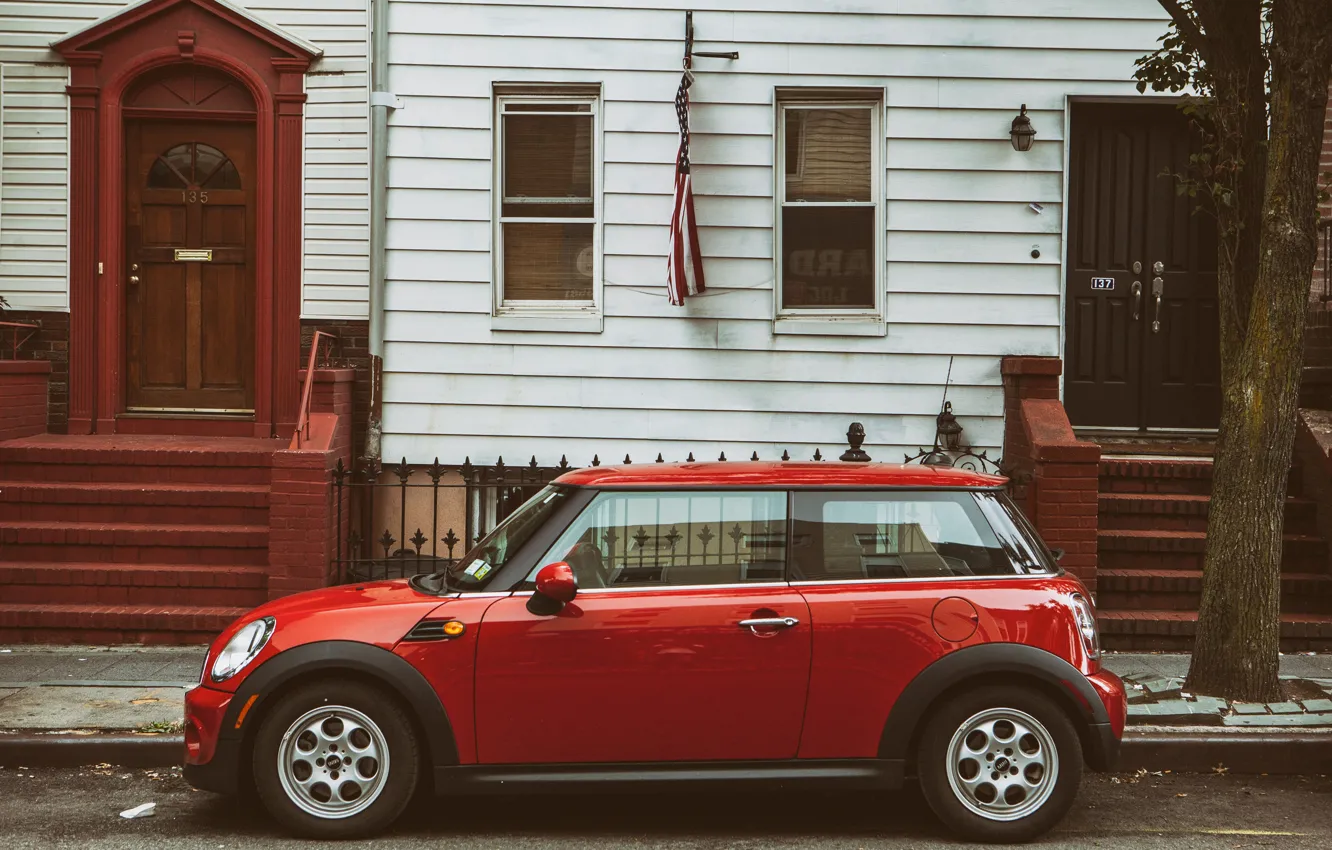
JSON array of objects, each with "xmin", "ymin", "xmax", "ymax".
[
  {"xmin": 533, "ymin": 490, "xmax": 788, "ymax": 588},
  {"xmin": 791, "ymin": 490, "xmax": 1030, "ymax": 581}
]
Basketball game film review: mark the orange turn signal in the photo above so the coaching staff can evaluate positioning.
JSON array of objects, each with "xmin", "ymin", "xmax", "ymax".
[{"xmin": 442, "ymin": 620, "xmax": 466, "ymax": 637}]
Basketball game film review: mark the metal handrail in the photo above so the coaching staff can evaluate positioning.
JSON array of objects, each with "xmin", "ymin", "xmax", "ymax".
[
  {"xmin": 293, "ymin": 329, "xmax": 336, "ymax": 447},
  {"xmin": 0, "ymin": 320, "xmax": 39, "ymax": 360}
]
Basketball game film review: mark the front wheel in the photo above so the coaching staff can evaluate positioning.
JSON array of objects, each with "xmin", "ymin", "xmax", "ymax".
[
  {"xmin": 917, "ymin": 685, "xmax": 1082, "ymax": 843},
  {"xmin": 251, "ymin": 680, "xmax": 419, "ymax": 838}
]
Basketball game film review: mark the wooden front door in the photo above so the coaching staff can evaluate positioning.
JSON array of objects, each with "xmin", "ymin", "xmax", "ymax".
[
  {"xmin": 125, "ymin": 121, "xmax": 255, "ymax": 413},
  {"xmin": 1064, "ymin": 103, "xmax": 1220, "ymax": 430}
]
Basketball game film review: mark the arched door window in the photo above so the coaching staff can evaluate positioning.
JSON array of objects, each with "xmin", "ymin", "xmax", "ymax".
[{"xmin": 146, "ymin": 142, "xmax": 241, "ymax": 190}]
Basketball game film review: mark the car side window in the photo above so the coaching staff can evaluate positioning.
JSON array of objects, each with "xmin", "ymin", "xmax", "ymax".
[
  {"xmin": 530, "ymin": 490, "xmax": 788, "ymax": 588},
  {"xmin": 790, "ymin": 490, "xmax": 1021, "ymax": 581}
]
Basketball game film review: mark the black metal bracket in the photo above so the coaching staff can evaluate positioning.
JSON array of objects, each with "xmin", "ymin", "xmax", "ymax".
[{"xmin": 684, "ymin": 11, "xmax": 739, "ymax": 69}]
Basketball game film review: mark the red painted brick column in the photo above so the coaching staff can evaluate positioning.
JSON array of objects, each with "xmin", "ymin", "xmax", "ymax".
[
  {"xmin": 299, "ymin": 367, "xmax": 355, "ymax": 469},
  {"xmin": 267, "ymin": 366, "xmax": 354, "ymax": 600},
  {"xmin": 1001, "ymin": 356, "xmax": 1102, "ymax": 592},
  {"xmin": 0, "ymin": 361, "xmax": 51, "ymax": 441}
]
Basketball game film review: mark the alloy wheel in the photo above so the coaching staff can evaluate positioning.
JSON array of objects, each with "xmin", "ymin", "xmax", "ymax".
[
  {"xmin": 944, "ymin": 706, "xmax": 1059, "ymax": 822},
  {"xmin": 276, "ymin": 704, "xmax": 390, "ymax": 819}
]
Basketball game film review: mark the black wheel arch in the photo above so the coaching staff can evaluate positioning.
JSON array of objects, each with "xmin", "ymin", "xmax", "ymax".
[
  {"xmin": 878, "ymin": 643, "xmax": 1115, "ymax": 772},
  {"xmin": 219, "ymin": 640, "xmax": 459, "ymax": 784}
]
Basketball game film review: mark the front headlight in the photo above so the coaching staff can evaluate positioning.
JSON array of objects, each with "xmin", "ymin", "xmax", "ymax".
[
  {"xmin": 210, "ymin": 617, "xmax": 275, "ymax": 683},
  {"xmin": 1069, "ymin": 594, "xmax": 1101, "ymax": 662}
]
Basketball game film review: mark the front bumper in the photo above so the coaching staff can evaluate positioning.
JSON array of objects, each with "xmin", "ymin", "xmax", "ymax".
[{"xmin": 182, "ymin": 684, "xmax": 241, "ymax": 795}]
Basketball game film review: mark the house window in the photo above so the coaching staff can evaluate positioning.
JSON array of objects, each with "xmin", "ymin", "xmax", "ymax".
[
  {"xmin": 495, "ymin": 90, "xmax": 600, "ymax": 313},
  {"xmin": 776, "ymin": 94, "xmax": 882, "ymax": 320}
]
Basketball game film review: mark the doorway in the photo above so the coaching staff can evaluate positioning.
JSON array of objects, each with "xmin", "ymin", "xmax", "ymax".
[
  {"xmin": 1064, "ymin": 102, "xmax": 1221, "ymax": 430},
  {"xmin": 124, "ymin": 121, "xmax": 256, "ymax": 413}
]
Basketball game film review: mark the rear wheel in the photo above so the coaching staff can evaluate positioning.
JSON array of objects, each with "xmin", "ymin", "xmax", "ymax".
[
  {"xmin": 917, "ymin": 685, "xmax": 1082, "ymax": 843},
  {"xmin": 252, "ymin": 680, "xmax": 419, "ymax": 838}
]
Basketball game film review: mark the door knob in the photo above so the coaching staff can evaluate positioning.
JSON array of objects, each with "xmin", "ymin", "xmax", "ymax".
[
  {"xmin": 1151, "ymin": 277, "xmax": 1164, "ymax": 333},
  {"xmin": 1153, "ymin": 261, "xmax": 1165, "ymax": 275},
  {"xmin": 1131, "ymin": 280, "xmax": 1142, "ymax": 320},
  {"xmin": 128, "ymin": 275, "xmax": 140, "ymax": 285}
]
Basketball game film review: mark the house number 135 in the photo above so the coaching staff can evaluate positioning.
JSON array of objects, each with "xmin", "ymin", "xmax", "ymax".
[{"xmin": 181, "ymin": 190, "xmax": 209, "ymax": 204}]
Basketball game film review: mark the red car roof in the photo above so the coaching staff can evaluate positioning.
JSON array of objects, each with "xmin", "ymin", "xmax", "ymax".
[{"xmin": 553, "ymin": 461, "xmax": 1006, "ymax": 489}]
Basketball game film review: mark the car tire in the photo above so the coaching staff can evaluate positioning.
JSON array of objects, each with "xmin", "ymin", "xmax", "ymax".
[
  {"xmin": 251, "ymin": 679, "xmax": 419, "ymax": 839},
  {"xmin": 916, "ymin": 685, "xmax": 1082, "ymax": 843}
]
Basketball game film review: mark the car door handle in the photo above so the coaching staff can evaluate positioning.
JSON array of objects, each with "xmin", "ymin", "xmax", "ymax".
[{"xmin": 738, "ymin": 617, "xmax": 799, "ymax": 630}]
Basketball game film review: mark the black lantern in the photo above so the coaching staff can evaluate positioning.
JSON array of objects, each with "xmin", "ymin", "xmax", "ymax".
[
  {"xmin": 1010, "ymin": 104, "xmax": 1037, "ymax": 152},
  {"xmin": 936, "ymin": 401, "xmax": 964, "ymax": 452}
]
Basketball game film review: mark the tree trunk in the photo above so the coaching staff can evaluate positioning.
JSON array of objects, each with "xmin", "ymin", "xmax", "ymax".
[{"xmin": 1187, "ymin": 0, "xmax": 1332, "ymax": 701}]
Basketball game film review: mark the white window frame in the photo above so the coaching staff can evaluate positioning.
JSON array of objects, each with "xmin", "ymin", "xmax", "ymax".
[
  {"xmin": 773, "ymin": 93, "xmax": 885, "ymax": 334},
  {"xmin": 492, "ymin": 89, "xmax": 603, "ymax": 331}
]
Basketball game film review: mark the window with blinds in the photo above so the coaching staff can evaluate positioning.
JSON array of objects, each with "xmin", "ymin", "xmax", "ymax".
[
  {"xmin": 775, "ymin": 93, "xmax": 883, "ymax": 318},
  {"xmin": 495, "ymin": 91, "xmax": 600, "ymax": 308}
]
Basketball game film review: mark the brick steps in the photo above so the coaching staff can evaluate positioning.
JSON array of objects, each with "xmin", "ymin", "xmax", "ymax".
[
  {"xmin": 0, "ymin": 481, "xmax": 269, "ymax": 525},
  {"xmin": 1098, "ymin": 610, "xmax": 1332, "ymax": 652},
  {"xmin": 0, "ymin": 521, "xmax": 269, "ymax": 566},
  {"xmin": 1098, "ymin": 493, "xmax": 1317, "ymax": 534},
  {"xmin": 0, "ymin": 562, "xmax": 269, "ymax": 608},
  {"xmin": 1098, "ymin": 458, "xmax": 1215, "ymax": 495},
  {"xmin": 1098, "ymin": 569, "xmax": 1332, "ymax": 613},
  {"xmin": 0, "ymin": 603, "xmax": 246, "ymax": 645}
]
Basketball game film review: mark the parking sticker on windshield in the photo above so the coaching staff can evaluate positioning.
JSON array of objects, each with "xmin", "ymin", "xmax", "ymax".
[{"xmin": 465, "ymin": 562, "xmax": 492, "ymax": 580}]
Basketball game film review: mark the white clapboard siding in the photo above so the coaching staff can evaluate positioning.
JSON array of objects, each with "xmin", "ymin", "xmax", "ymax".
[
  {"xmin": 379, "ymin": 0, "xmax": 1172, "ymax": 465},
  {"xmin": 0, "ymin": 0, "xmax": 368, "ymax": 318}
]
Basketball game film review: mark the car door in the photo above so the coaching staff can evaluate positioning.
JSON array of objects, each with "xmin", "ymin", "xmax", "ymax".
[{"xmin": 473, "ymin": 488, "xmax": 811, "ymax": 765}]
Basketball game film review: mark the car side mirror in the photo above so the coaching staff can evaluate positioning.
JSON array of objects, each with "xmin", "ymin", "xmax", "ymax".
[
  {"xmin": 1050, "ymin": 547, "xmax": 1066, "ymax": 563},
  {"xmin": 527, "ymin": 561, "xmax": 577, "ymax": 616}
]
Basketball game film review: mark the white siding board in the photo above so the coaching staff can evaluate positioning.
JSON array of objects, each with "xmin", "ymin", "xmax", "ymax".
[{"xmin": 374, "ymin": 0, "xmax": 1172, "ymax": 461}]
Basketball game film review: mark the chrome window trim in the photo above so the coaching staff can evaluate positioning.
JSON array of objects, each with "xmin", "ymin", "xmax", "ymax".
[
  {"xmin": 789, "ymin": 574, "xmax": 1037, "ymax": 587},
  {"xmin": 511, "ymin": 581, "xmax": 793, "ymax": 597}
]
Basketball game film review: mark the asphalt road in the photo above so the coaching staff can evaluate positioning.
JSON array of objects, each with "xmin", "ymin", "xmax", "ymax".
[{"xmin": 0, "ymin": 766, "xmax": 1328, "ymax": 849}]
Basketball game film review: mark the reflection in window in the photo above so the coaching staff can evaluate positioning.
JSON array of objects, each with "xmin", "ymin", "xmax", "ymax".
[
  {"xmin": 534, "ymin": 490, "xmax": 788, "ymax": 588},
  {"xmin": 778, "ymin": 100, "xmax": 879, "ymax": 312},
  {"xmin": 145, "ymin": 142, "xmax": 240, "ymax": 190},
  {"xmin": 791, "ymin": 491, "xmax": 1021, "ymax": 580}
]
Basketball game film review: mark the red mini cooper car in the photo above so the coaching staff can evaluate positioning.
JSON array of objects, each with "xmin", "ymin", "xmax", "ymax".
[{"xmin": 183, "ymin": 462, "xmax": 1123, "ymax": 843}]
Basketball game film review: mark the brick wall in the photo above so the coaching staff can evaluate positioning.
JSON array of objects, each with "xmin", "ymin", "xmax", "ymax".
[
  {"xmin": 1001, "ymin": 356, "xmax": 1102, "ymax": 593},
  {"xmin": 0, "ymin": 361, "xmax": 51, "ymax": 441},
  {"xmin": 1, "ymin": 310, "xmax": 69, "ymax": 433},
  {"xmin": 1311, "ymin": 83, "xmax": 1331, "ymax": 305},
  {"xmin": 301, "ymin": 319, "xmax": 370, "ymax": 462}
]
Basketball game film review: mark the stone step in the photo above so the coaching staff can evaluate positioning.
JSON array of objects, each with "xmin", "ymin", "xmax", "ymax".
[
  {"xmin": 1097, "ymin": 493, "xmax": 1317, "ymax": 534},
  {"xmin": 0, "ymin": 603, "xmax": 246, "ymax": 645},
  {"xmin": 1097, "ymin": 529, "xmax": 1327, "ymax": 573},
  {"xmin": 0, "ymin": 481, "xmax": 270, "ymax": 525},
  {"xmin": 1098, "ymin": 610, "xmax": 1332, "ymax": 652},
  {"xmin": 0, "ymin": 562, "xmax": 269, "ymax": 609},
  {"xmin": 0, "ymin": 434, "xmax": 279, "ymax": 486},
  {"xmin": 1097, "ymin": 569, "xmax": 1332, "ymax": 613},
  {"xmin": 0, "ymin": 521, "xmax": 269, "ymax": 566}
]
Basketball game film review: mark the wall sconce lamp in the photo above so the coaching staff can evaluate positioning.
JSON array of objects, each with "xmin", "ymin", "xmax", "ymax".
[{"xmin": 1010, "ymin": 104, "xmax": 1037, "ymax": 152}]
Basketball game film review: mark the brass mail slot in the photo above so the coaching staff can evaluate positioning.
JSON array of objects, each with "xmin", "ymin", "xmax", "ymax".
[{"xmin": 174, "ymin": 249, "xmax": 213, "ymax": 262}]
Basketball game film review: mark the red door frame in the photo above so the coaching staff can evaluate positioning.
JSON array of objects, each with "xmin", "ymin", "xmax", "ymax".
[{"xmin": 54, "ymin": 0, "xmax": 315, "ymax": 437}]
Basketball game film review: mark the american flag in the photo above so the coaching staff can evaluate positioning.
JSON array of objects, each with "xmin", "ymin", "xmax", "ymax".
[{"xmin": 667, "ymin": 70, "xmax": 705, "ymax": 305}]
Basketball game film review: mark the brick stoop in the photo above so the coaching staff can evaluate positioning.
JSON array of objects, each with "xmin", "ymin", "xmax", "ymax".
[
  {"xmin": 1096, "ymin": 454, "xmax": 1332, "ymax": 650},
  {"xmin": 0, "ymin": 434, "xmax": 283, "ymax": 644}
]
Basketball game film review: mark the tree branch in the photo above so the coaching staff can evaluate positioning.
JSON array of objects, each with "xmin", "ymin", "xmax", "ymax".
[{"xmin": 1158, "ymin": 0, "xmax": 1211, "ymax": 63}]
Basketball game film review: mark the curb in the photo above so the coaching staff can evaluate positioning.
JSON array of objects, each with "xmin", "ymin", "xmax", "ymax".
[
  {"xmin": 1121, "ymin": 730, "xmax": 1332, "ymax": 774},
  {"xmin": 3, "ymin": 731, "xmax": 1330, "ymax": 775},
  {"xmin": 0, "ymin": 734, "xmax": 183, "ymax": 768}
]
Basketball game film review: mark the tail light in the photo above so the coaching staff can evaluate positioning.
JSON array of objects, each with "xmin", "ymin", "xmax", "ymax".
[{"xmin": 1070, "ymin": 593, "xmax": 1101, "ymax": 664}]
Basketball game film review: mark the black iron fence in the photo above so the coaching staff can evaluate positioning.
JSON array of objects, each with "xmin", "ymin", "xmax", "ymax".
[{"xmin": 331, "ymin": 417, "xmax": 1002, "ymax": 585}]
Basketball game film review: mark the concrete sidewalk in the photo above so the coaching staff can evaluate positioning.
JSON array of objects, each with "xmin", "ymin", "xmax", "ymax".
[{"xmin": 5, "ymin": 645, "xmax": 1332, "ymax": 771}]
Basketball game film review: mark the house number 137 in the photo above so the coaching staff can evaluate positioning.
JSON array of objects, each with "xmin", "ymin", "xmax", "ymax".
[{"xmin": 181, "ymin": 191, "xmax": 209, "ymax": 204}]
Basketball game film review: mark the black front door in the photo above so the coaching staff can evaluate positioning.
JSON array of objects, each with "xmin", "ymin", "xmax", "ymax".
[{"xmin": 1064, "ymin": 102, "xmax": 1220, "ymax": 430}]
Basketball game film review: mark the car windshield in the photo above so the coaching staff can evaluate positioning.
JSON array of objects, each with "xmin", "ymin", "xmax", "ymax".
[{"xmin": 438, "ymin": 485, "xmax": 573, "ymax": 590}]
